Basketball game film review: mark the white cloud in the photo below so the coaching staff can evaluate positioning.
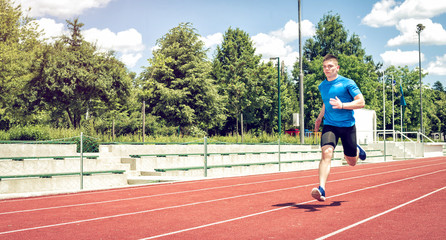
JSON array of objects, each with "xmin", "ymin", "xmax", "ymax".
[
  {"xmin": 387, "ymin": 18, "xmax": 446, "ymax": 46},
  {"xmin": 362, "ymin": 0, "xmax": 446, "ymax": 28},
  {"xmin": 252, "ymin": 33, "xmax": 291, "ymax": 57},
  {"xmin": 271, "ymin": 20, "xmax": 315, "ymax": 43},
  {"xmin": 252, "ymin": 20, "xmax": 315, "ymax": 70},
  {"xmin": 18, "ymin": 0, "xmax": 112, "ymax": 18},
  {"xmin": 121, "ymin": 53, "xmax": 143, "ymax": 68},
  {"xmin": 32, "ymin": 18, "xmax": 66, "ymax": 42},
  {"xmin": 33, "ymin": 18, "xmax": 145, "ymax": 68},
  {"xmin": 200, "ymin": 33, "xmax": 223, "ymax": 49},
  {"xmin": 380, "ymin": 49, "xmax": 424, "ymax": 67},
  {"xmin": 83, "ymin": 28, "xmax": 145, "ymax": 67},
  {"xmin": 84, "ymin": 28, "xmax": 145, "ymax": 53},
  {"xmin": 252, "ymin": 33, "xmax": 297, "ymax": 69},
  {"xmin": 427, "ymin": 54, "xmax": 446, "ymax": 75}
]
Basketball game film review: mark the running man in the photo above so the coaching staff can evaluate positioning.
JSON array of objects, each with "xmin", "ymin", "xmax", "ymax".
[{"xmin": 311, "ymin": 54, "xmax": 367, "ymax": 201}]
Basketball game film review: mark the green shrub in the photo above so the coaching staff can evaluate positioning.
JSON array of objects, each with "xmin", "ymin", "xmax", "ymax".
[
  {"xmin": 8, "ymin": 126, "xmax": 50, "ymax": 141},
  {"xmin": 0, "ymin": 130, "xmax": 9, "ymax": 140}
]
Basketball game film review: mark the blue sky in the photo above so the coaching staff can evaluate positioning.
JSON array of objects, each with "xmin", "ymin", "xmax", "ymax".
[{"xmin": 20, "ymin": 0, "xmax": 446, "ymax": 86}]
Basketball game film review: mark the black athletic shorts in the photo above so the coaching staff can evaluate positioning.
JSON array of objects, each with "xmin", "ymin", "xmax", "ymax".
[{"xmin": 321, "ymin": 124, "xmax": 357, "ymax": 157}]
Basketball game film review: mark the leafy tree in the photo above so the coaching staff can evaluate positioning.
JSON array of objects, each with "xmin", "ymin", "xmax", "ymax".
[
  {"xmin": 430, "ymin": 81, "xmax": 446, "ymax": 137},
  {"xmin": 0, "ymin": 0, "xmax": 42, "ymax": 128},
  {"xmin": 432, "ymin": 90, "xmax": 446, "ymax": 137},
  {"xmin": 212, "ymin": 27, "xmax": 299, "ymax": 135},
  {"xmin": 27, "ymin": 19, "xmax": 131, "ymax": 128},
  {"xmin": 382, "ymin": 66, "xmax": 433, "ymax": 133},
  {"xmin": 338, "ymin": 54, "xmax": 380, "ymax": 113},
  {"xmin": 293, "ymin": 57, "xmax": 324, "ymax": 130},
  {"xmin": 140, "ymin": 23, "xmax": 225, "ymax": 134},
  {"xmin": 245, "ymin": 63, "xmax": 277, "ymax": 133},
  {"xmin": 273, "ymin": 62, "xmax": 299, "ymax": 133},
  {"xmin": 244, "ymin": 61, "xmax": 297, "ymax": 134},
  {"xmin": 211, "ymin": 27, "xmax": 262, "ymax": 134},
  {"xmin": 303, "ymin": 12, "xmax": 366, "ymax": 62},
  {"xmin": 433, "ymin": 81, "xmax": 444, "ymax": 92}
]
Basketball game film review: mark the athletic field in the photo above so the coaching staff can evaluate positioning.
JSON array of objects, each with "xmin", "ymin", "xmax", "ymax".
[{"xmin": 0, "ymin": 156, "xmax": 444, "ymax": 239}]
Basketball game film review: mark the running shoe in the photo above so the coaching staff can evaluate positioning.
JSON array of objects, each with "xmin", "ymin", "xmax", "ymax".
[
  {"xmin": 357, "ymin": 144, "xmax": 366, "ymax": 161},
  {"xmin": 311, "ymin": 186, "xmax": 326, "ymax": 201}
]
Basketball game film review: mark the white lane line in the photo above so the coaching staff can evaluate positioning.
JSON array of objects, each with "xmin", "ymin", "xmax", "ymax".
[
  {"xmin": 1, "ymin": 164, "xmax": 444, "ymax": 236},
  {"xmin": 139, "ymin": 169, "xmax": 446, "ymax": 239},
  {"xmin": 0, "ymin": 183, "xmax": 317, "ymax": 236},
  {"xmin": 1, "ymin": 159, "xmax": 440, "ymax": 215},
  {"xmin": 316, "ymin": 186, "xmax": 446, "ymax": 240},
  {"xmin": 0, "ymin": 174, "xmax": 318, "ymax": 216},
  {"xmin": 141, "ymin": 198, "xmax": 317, "ymax": 240},
  {"xmin": 1, "ymin": 157, "xmax": 434, "ymax": 204}
]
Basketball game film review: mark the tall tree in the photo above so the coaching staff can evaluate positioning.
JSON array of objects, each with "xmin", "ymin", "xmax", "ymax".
[
  {"xmin": 432, "ymin": 89, "xmax": 446, "ymax": 137},
  {"xmin": 381, "ymin": 65, "xmax": 435, "ymax": 133},
  {"xmin": 433, "ymin": 81, "xmax": 444, "ymax": 92},
  {"xmin": 303, "ymin": 12, "xmax": 366, "ymax": 62},
  {"xmin": 28, "ymin": 18, "xmax": 131, "ymax": 128},
  {"xmin": 212, "ymin": 27, "xmax": 299, "ymax": 135},
  {"xmin": 0, "ymin": 0, "xmax": 41, "ymax": 127},
  {"xmin": 212, "ymin": 27, "xmax": 262, "ymax": 134},
  {"xmin": 140, "ymin": 23, "xmax": 225, "ymax": 134}
]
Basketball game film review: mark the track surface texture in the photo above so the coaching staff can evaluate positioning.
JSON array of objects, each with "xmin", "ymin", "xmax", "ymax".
[{"xmin": 0, "ymin": 157, "xmax": 445, "ymax": 239}]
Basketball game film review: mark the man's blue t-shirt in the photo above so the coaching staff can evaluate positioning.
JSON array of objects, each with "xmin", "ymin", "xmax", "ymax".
[{"xmin": 318, "ymin": 75, "xmax": 362, "ymax": 127}]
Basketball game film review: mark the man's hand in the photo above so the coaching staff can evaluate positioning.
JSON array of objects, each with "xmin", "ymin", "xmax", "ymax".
[
  {"xmin": 329, "ymin": 96, "xmax": 343, "ymax": 109},
  {"xmin": 314, "ymin": 118, "xmax": 322, "ymax": 132}
]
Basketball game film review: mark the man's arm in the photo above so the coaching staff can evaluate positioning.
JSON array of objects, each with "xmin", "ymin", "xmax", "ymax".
[
  {"xmin": 314, "ymin": 103, "xmax": 325, "ymax": 132},
  {"xmin": 329, "ymin": 94, "xmax": 365, "ymax": 110}
]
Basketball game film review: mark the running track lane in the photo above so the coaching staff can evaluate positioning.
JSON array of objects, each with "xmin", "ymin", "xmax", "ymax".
[{"xmin": 0, "ymin": 157, "xmax": 444, "ymax": 239}]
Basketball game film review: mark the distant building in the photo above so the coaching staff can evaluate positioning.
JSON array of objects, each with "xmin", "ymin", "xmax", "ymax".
[{"xmin": 354, "ymin": 109, "xmax": 377, "ymax": 144}]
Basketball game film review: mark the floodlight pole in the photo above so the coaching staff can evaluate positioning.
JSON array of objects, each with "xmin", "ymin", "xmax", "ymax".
[
  {"xmin": 298, "ymin": 0, "xmax": 305, "ymax": 144},
  {"xmin": 270, "ymin": 57, "xmax": 281, "ymax": 136},
  {"xmin": 416, "ymin": 23, "xmax": 425, "ymax": 140}
]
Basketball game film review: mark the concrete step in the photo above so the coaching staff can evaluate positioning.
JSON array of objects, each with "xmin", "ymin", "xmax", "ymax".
[
  {"xmin": 120, "ymin": 158, "xmax": 136, "ymax": 170},
  {"xmin": 0, "ymin": 173, "xmax": 127, "ymax": 194},
  {"xmin": 140, "ymin": 171, "xmax": 162, "ymax": 176}
]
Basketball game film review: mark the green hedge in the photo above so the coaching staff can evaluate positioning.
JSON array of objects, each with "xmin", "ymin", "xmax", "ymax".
[{"xmin": 8, "ymin": 126, "xmax": 50, "ymax": 141}]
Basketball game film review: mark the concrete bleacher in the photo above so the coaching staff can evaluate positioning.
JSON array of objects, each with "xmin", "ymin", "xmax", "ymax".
[
  {"xmin": 106, "ymin": 144, "xmax": 391, "ymax": 184},
  {"xmin": 0, "ymin": 141, "xmax": 399, "ymax": 196},
  {"xmin": 0, "ymin": 143, "xmax": 129, "ymax": 196},
  {"xmin": 368, "ymin": 141, "xmax": 444, "ymax": 159},
  {"xmin": 131, "ymin": 150, "xmax": 338, "ymax": 178}
]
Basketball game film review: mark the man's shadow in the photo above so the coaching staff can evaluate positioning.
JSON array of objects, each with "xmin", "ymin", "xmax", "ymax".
[{"xmin": 272, "ymin": 201, "xmax": 347, "ymax": 212}]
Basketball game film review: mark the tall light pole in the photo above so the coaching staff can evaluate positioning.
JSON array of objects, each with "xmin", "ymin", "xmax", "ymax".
[
  {"xmin": 270, "ymin": 57, "xmax": 281, "ymax": 136},
  {"xmin": 416, "ymin": 23, "xmax": 425, "ymax": 138},
  {"xmin": 383, "ymin": 73, "xmax": 386, "ymax": 140},
  {"xmin": 298, "ymin": 0, "xmax": 305, "ymax": 144},
  {"xmin": 392, "ymin": 75, "xmax": 395, "ymax": 141}
]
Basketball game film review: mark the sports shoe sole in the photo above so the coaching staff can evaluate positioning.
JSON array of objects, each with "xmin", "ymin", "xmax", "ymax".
[{"xmin": 311, "ymin": 187, "xmax": 326, "ymax": 201}]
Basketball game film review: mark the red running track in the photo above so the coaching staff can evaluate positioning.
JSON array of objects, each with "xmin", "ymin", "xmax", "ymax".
[{"xmin": 0, "ymin": 157, "xmax": 445, "ymax": 239}]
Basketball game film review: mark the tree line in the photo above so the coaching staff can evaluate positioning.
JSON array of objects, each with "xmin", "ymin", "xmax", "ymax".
[{"xmin": 1, "ymin": 0, "xmax": 445, "ymax": 139}]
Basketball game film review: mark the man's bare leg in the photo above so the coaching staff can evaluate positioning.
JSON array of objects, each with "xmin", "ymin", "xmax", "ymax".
[
  {"xmin": 311, "ymin": 145, "xmax": 334, "ymax": 201},
  {"xmin": 319, "ymin": 145, "xmax": 334, "ymax": 189},
  {"xmin": 345, "ymin": 154, "xmax": 358, "ymax": 166}
]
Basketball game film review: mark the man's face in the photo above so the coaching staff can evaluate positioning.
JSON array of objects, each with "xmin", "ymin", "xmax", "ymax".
[{"xmin": 322, "ymin": 59, "xmax": 340, "ymax": 80}]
